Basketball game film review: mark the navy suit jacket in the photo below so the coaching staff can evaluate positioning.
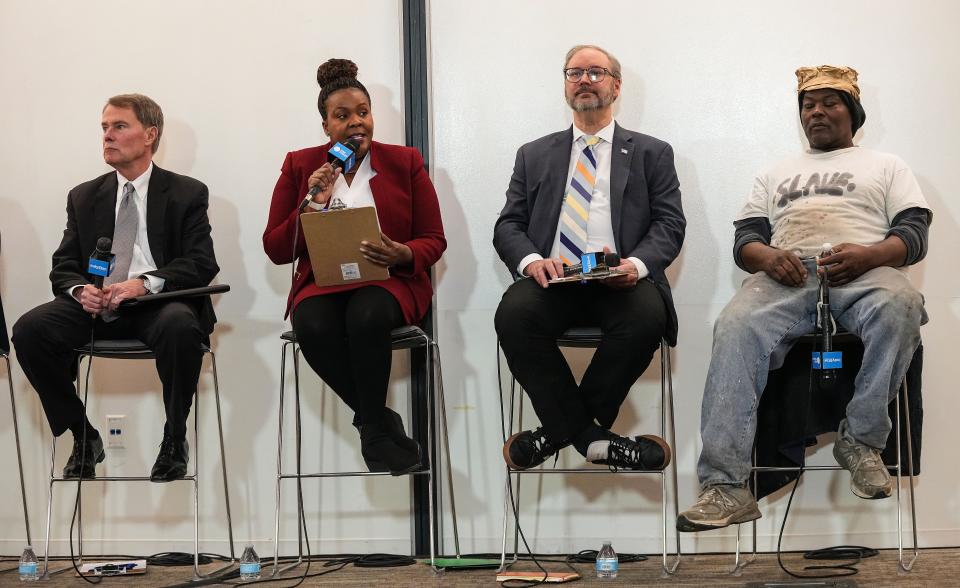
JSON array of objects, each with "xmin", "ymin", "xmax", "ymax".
[
  {"xmin": 49, "ymin": 165, "xmax": 220, "ymax": 333},
  {"xmin": 493, "ymin": 123, "xmax": 685, "ymax": 345}
]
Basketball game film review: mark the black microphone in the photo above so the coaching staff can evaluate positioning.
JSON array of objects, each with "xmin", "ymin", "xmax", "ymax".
[
  {"xmin": 299, "ymin": 138, "xmax": 360, "ymax": 212},
  {"xmin": 87, "ymin": 237, "xmax": 115, "ymax": 289},
  {"xmin": 561, "ymin": 251, "xmax": 621, "ymax": 277},
  {"xmin": 819, "ymin": 268, "xmax": 838, "ymax": 389}
]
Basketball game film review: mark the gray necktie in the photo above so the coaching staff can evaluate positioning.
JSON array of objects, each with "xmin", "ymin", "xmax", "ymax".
[{"xmin": 101, "ymin": 182, "xmax": 139, "ymax": 321}]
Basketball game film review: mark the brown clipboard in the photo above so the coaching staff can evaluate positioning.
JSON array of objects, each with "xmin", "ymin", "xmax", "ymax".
[{"xmin": 300, "ymin": 206, "xmax": 389, "ymax": 287}]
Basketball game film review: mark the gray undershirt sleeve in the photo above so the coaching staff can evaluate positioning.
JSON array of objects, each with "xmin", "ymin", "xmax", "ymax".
[{"xmin": 887, "ymin": 206, "xmax": 932, "ymax": 266}]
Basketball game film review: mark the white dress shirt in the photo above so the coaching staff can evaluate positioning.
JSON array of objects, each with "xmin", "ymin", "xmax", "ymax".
[{"xmin": 517, "ymin": 120, "xmax": 649, "ymax": 279}]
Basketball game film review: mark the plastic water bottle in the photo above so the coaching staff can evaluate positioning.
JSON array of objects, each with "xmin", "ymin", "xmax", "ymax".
[
  {"xmin": 595, "ymin": 540, "xmax": 618, "ymax": 580},
  {"xmin": 239, "ymin": 544, "xmax": 261, "ymax": 580},
  {"xmin": 19, "ymin": 545, "xmax": 39, "ymax": 582}
]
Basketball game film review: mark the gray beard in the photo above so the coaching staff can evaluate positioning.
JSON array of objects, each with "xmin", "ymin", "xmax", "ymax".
[{"xmin": 568, "ymin": 92, "xmax": 611, "ymax": 112}]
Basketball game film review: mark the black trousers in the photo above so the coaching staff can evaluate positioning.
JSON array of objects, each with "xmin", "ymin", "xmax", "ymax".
[
  {"xmin": 495, "ymin": 277, "xmax": 666, "ymax": 444},
  {"xmin": 291, "ymin": 287, "xmax": 404, "ymax": 425},
  {"xmin": 12, "ymin": 294, "xmax": 205, "ymax": 438}
]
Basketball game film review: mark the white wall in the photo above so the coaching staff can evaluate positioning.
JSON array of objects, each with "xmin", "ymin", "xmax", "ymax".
[
  {"xmin": 429, "ymin": 0, "xmax": 960, "ymax": 555},
  {"xmin": 0, "ymin": 0, "xmax": 958, "ymax": 560}
]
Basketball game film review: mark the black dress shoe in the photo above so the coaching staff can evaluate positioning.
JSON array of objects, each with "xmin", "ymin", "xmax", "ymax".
[
  {"xmin": 63, "ymin": 434, "xmax": 105, "ymax": 479},
  {"xmin": 502, "ymin": 427, "xmax": 570, "ymax": 470},
  {"xmin": 359, "ymin": 423, "xmax": 421, "ymax": 475},
  {"xmin": 150, "ymin": 435, "xmax": 189, "ymax": 482}
]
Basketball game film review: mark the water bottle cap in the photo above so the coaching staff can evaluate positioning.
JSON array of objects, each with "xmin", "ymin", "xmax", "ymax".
[{"xmin": 602, "ymin": 540, "xmax": 612, "ymax": 545}]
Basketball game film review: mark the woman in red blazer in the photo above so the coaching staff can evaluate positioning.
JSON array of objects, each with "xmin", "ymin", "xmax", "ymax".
[{"xmin": 263, "ymin": 59, "xmax": 446, "ymax": 474}]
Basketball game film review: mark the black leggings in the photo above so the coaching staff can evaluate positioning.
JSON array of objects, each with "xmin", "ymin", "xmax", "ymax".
[{"xmin": 292, "ymin": 287, "xmax": 405, "ymax": 425}]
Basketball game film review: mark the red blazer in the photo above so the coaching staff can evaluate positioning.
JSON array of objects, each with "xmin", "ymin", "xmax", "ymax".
[{"xmin": 263, "ymin": 141, "xmax": 446, "ymax": 324}]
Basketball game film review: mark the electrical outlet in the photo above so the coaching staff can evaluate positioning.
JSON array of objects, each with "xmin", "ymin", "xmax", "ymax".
[{"xmin": 106, "ymin": 414, "xmax": 126, "ymax": 448}]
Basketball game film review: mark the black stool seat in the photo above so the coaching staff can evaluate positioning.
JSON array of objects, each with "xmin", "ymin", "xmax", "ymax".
[
  {"xmin": 75, "ymin": 339, "xmax": 211, "ymax": 359},
  {"xmin": 281, "ymin": 326, "xmax": 430, "ymax": 351},
  {"xmin": 556, "ymin": 327, "xmax": 602, "ymax": 348}
]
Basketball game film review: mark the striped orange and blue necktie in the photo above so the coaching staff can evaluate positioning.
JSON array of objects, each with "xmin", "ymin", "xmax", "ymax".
[{"xmin": 558, "ymin": 135, "xmax": 600, "ymax": 266}]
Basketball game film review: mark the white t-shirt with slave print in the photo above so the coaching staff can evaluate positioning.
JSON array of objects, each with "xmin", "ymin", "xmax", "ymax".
[{"xmin": 738, "ymin": 146, "xmax": 929, "ymax": 259}]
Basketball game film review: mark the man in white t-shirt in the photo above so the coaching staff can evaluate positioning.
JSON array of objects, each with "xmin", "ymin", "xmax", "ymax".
[{"xmin": 678, "ymin": 65, "xmax": 932, "ymax": 532}]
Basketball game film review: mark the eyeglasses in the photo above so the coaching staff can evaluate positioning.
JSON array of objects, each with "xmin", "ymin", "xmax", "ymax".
[{"xmin": 563, "ymin": 67, "xmax": 619, "ymax": 83}]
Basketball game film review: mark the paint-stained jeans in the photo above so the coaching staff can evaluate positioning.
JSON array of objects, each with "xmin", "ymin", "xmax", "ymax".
[{"xmin": 697, "ymin": 261, "xmax": 926, "ymax": 488}]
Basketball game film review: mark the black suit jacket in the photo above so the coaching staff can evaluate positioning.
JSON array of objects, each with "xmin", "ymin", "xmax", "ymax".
[
  {"xmin": 49, "ymin": 165, "xmax": 220, "ymax": 333},
  {"xmin": 493, "ymin": 123, "xmax": 685, "ymax": 345}
]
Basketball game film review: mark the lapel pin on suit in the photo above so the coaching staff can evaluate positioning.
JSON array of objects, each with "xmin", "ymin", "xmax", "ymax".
[{"xmin": 620, "ymin": 148, "xmax": 628, "ymax": 154}]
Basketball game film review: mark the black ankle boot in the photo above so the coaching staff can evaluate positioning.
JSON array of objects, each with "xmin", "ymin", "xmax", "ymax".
[
  {"xmin": 353, "ymin": 408, "xmax": 421, "ymax": 472},
  {"xmin": 359, "ymin": 423, "xmax": 421, "ymax": 475},
  {"xmin": 382, "ymin": 408, "xmax": 420, "ymax": 455}
]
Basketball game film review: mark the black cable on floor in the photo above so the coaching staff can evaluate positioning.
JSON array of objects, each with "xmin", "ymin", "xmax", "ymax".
[
  {"xmin": 148, "ymin": 552, "xmax": 231, "ymax": 566},
  {"xmin": 565, "ymin": 549, "xmax": 647, "ymax": 564},
  {"xmin": 68, "ymin": 328, "xmax": 103, "ymax": 585}
]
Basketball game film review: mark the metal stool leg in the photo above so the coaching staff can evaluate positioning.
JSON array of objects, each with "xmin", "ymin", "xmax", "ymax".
[
  {"xmin": 660, "ymin": 342, "xmax": 681, "ymax": 575},
  {"xmin": 274, "ymin": 342, "xmax": 307, "ymax": 577},
  {"xmin": 425, "ymin": 337, "xmax": 437, "ymax": 569},
  {"xmin": 432, "ymin": 342, "xmax": 461, "ymax": 562},
  {"xmin": 193, "ymin": 377, "xmax": 202, "ymax": 579},
  {"xmin": 731, "ymin": 444, "xmax": 759, "ymax": 574},
  {"xmin": 42, "ymin": 353, "xmax": 92, "ymax": 579},
  {"xmin": 293, "ymin": 346, "xmax": 306, "ymax": 567},
  {"xmin": 498, "ymin": 351, "xmax": 521, "ymax": 572},
  {"xmin": 512, "ymin": 385, "xmax": 524, "ymax": 562},
  {"xmin": 897, "ymin": 379, "xmax": 919, "ymax": 571},
  {"xmin": 271, "ymin": 341, "xmax": 291, "ymax": 575},
  {"xmin": 4, "ymin": 355, "xmax": 31, "ymax": 545},
  {"xmin": 498, "ymin": 375, "xmax": 524, "ymax": 571},
  {"xmin": 209, "ymin": 352, "xmax": 237, "ymax": 562},
  {"xmin": 41, "ymin": 434, "xmax": 57, "ymax": 578},
  {"xmin": 180, "ymin": 349, "xmax": 237, "ymax": 580}
]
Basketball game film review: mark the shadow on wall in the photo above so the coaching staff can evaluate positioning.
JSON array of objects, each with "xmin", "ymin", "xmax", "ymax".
[
  {"xmin": 0, "ymin": 196, "xmax": 46, "ymax": 533},
  {"xmin": 156, "ymin": 117, "xmax": 197, "ymax": 177},
  {"xmin": 428, "ymin": 165, "xmax": 488, "ymax": 518},
  {"xmin": 207, "ymin": 192, "xmax": 278, "ymax": 540}
]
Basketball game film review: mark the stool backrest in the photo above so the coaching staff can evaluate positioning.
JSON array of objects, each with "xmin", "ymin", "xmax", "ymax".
[
  {"xmin": 0, "ymin": 234, "xmax": 7, "ymax": 354},
  {"xmin": 0, "ymin": 291, "xmax": 8, "ymax": 355}
]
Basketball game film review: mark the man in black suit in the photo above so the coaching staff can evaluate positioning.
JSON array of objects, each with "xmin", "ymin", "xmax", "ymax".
[
  {"xmin": 494, "ymin": 45, "xmax": 685, "ymax": 471},
  {"xmin": 12, "ymin": 94, "xmax": 219, "ymax": 482}
]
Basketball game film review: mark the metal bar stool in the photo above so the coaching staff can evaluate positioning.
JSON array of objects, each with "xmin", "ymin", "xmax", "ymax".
[
  {"xmin": 498, "ymin": 328, "xmax": 682, "ymax": 575},
  {"xmin": 270, "ymin": 324, "xmax": 460, "ymax": 575},
  {"xmin": 1, "ymin": 291, "xmax": 32, "ymax": 546},
  {"xmin": 732, "ymin": 332, "xmax": 919, "ymax": 573},
  {"xmin": 41, "ymin": 338, "xmax": 237, "ymax": 580}
]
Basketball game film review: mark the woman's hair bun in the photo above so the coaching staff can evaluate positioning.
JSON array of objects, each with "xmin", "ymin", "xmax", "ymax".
[{"xmin": 317, "ymin": 59, "xmax": 359, "ymax": 87}]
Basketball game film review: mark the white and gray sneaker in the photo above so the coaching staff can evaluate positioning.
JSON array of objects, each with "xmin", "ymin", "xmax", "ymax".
[
  {"xmin": 833, "ymin": 425, "xmax": 892, "ymax": 499},
  {"xmin": 677, "ymin": 485, "xmax": 761, "ymax": 532}
]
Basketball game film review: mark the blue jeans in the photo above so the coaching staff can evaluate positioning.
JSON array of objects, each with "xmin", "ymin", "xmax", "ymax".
[{"xmin": 697, "ymin": 262, "xmax": 926, "ymax": 488}]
